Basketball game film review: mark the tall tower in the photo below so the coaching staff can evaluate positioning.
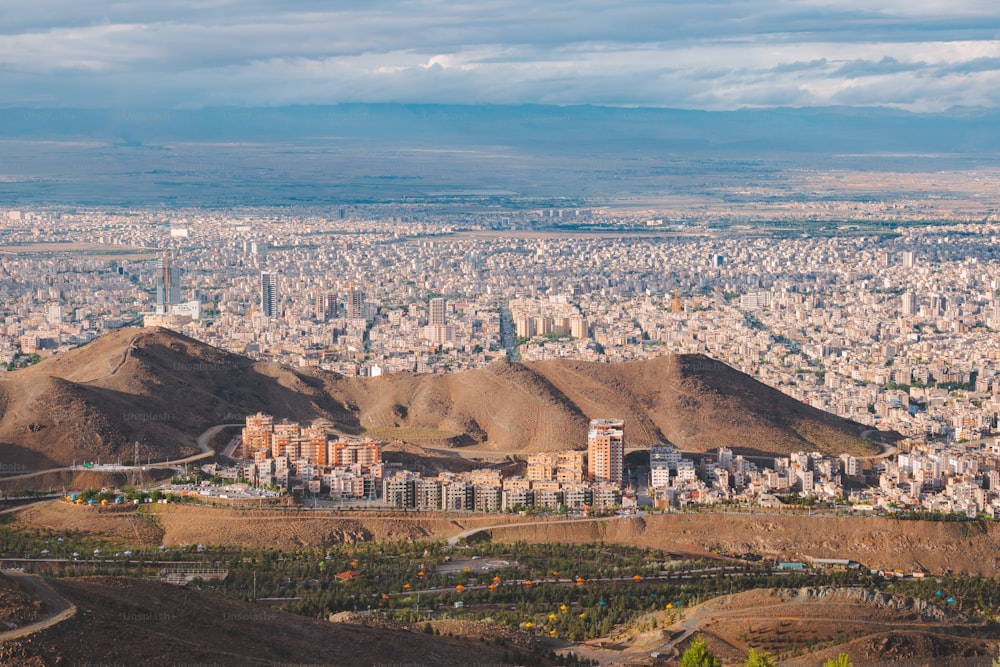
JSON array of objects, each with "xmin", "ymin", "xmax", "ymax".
[
  {"xmin": 315, "ymin": 288, "xmax": 337, "ymax": 322},
  {"xmin": 261, "ymin": 271, "xmax": 279, "ymax": 318},
  {"xmin": 901, "ymin": 292, "xmax": 918, "ymax": 316},
  {"xmin": 155, "ymin": 252, "xmax": 182, "ymax": 314},
  {"xmin": 429, "ymin": 297, "xmax": 446, "ymax": 326},
  {"xmin": 348, "ymin": 287, "xmax": 365, "ymax": 320},
  {"xmin": 587, "ymin": 419, "xmax": 624, "ymax": 486}
]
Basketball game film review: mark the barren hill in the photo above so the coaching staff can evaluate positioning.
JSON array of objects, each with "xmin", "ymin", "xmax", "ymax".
[
  {"xmin": 0, "ymin": 576, "xmax": 540, "ymax": 666},
  {"xmin": 332, "ymin": 353, "xmax": 876, "ymax": 456},
  {"xmin": 0, "ymin": 327, "xmax": 355, "ymax": 469},
  {"xmin": 0, "ymin": 327, "xmax": 875, "ymax": 471}
]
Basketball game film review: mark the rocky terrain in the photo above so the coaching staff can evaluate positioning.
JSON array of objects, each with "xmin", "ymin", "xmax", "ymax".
[
  {"xmin": 0, "ymin": 571, "xmax": 46, "ymax": 634},
  {"xmin": 0, "ymin": 327, "xmax": 877, "ymax": 474}
]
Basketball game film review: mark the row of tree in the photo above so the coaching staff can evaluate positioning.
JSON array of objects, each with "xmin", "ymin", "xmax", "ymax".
[{"xmin": 681, "ymin": 636, "xmax": 852, "ymax": 667}]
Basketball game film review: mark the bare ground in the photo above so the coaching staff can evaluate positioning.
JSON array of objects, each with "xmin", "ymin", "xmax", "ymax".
[{"xmin": 0, "ymin": 576, "xmax": 551, "ymax": 666}]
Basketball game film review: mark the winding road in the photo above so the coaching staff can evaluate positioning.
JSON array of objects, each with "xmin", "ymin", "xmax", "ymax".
[
  {"xmin": 446, "ymin": 514, "xmax": 638, "ymax": 546},
  {"xmin": 0, "ymin": 423, "xmax": 241, "ymax": 486},
  {"xmin": 0, "ymin": 570, "xmax": 76, "ymax": 642}
]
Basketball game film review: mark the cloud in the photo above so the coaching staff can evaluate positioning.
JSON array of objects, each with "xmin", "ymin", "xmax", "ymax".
[{"xmin": 0, "ymin": 1, "xmax": 998, "ymax": 111}]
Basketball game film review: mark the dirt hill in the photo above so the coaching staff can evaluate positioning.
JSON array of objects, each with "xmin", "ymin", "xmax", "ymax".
[
  {"xmin": 331, "ymin": 353, "xmax": 876, "ymax": 456},
  {"xmin": 0, "ymin": 576, "xmax": 545, "ymax": 666},
  {"xmin": 0, "ymin": 571, "xmax": 45, "ymax": 632},
  {"xmin": 0, "ymin": 327, "xmax": 875, "ymax": 471},
  {"xmin": 0, "ymin": 327, "xmax": 355, "ymax": 469}
]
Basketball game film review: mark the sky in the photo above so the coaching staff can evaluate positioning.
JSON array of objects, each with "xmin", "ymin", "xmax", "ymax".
[{"xmin": 2, "ymin": 1, "xmax": 999, "ymax": 112}]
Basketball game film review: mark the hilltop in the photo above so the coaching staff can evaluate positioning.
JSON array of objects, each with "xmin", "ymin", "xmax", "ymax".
[
  {"xmin": 0, "ymin": 327, "xmax": 354, "ymax": 470},
  {"xmin": 332, "ymin": 353, "xmax": 877, "ymax": 457},
  {"xmin": 0, "ymin": 327, "xmax": 876, "ymax": 472}
]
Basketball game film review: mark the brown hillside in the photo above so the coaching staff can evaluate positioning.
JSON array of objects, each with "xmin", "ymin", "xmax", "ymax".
[
  {"xmin": 0, "ymin": 327, "xmax": 355, "ymax": 469},
  {"xmin": 0, "ymin": 576, "xmax": 541, "ymax": 666},
  {"xmin": 332, "ymin": 354, "xmax": 875, "ymax": 456},
  {"xmin": 0, "ymin": 327, "xmax": 875, "ymax": 472},
  {"xmin": 0, "ymin": 572, "xmax": 45, "ymax": 632},
  {"xmin": 330, "ymin": 360, "xmax": 591, "ymax": 450},
  {"xmin": 532, "ymin": 354, "xmax": 874, "ymax": 455}
]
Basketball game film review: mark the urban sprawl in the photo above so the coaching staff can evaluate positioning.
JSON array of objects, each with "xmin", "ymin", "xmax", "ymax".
[
  {"xmin": 197, "ymin": 411, "xmax": 1000, "ymax": 518},
  {"xmin": 5, "ymin": 207, "xmax": 1000, "ymax": 515}
]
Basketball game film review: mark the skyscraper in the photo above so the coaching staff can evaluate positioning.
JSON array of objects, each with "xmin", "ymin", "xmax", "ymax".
[
  {"xmin": 587, "ymin": 419, "xmax": 624, "ymax": 486},
  {"xmin": 261, "ymin": 271, "xmax": 279, "ymax": 318},
  {"xmin": 901, "ymin": 292, "xmax": 918, "ymax": 316},
  {"xmin": 348, "ymin": 287, "xmax": 365, "ymax": 320},
  {"xmin": 429, "ymin": 297, "xmax": 446, "ymax": 326},
  {"xmin": 315, "ymin": 289, "xmax": 337, "ymax": 321},
  {"xmin": 155, "ymin": 252, "xmax": 182, "ymax": 314}
]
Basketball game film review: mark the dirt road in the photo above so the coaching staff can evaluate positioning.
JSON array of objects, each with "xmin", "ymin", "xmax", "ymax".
[{"xmin": 0, "ymin": 570, "xmax": 76, "ymax": 642}]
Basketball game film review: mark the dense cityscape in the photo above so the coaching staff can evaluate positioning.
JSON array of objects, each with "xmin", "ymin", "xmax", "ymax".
[
  {"xmin": 4, "ymin": 206, "xmax": 1000, "ymax": 449},
  {"xmin": 200, "ymin": 410, "xmax": 1000, "ymax": 519}
]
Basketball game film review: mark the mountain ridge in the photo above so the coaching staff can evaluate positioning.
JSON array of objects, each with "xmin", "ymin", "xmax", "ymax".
[{"xmin": 0, "ymin": 327, "xmax": 877, "ymax": 471}]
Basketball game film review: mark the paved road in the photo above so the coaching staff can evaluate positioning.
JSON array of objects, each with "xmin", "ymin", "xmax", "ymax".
[
  {"xmin": 0, "ymin": 423, "xmax": 238, "ymax": 486},
  {"xmin": 0, "ymin": 570, "xmax": 76, "ymax": 642},
  {"xmin": 197, "ymin": 423, "xmax": 242, "ymax": 458},
  {"xmin": 447, "ymin": 514, "xmax": 636, "ymax": 546}
]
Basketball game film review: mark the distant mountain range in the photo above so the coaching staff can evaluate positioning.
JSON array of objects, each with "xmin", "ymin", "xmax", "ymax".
[
  {"xmin": 0, "ymin": 104, "xmax": 998, "ymax": 206},
  {"xmin": 3, "ymin": 104, "xmax": 1000, "ymax": 156},
  {"xmin": 0, "ymin": 327, "xmax": 877, "ymax": 471}
]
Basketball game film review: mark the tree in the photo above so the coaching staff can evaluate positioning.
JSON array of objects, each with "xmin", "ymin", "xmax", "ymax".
[
  {"xmin": 824, "ymin": 654, "xmax": 852, "ymax": 667},
  {"xmin": 745, "ymin": 647, "xmax": 777, "ymax": 667},
  {"xmin": 680, "ymin": 636, "xmax": 721, "ymax": 667}
]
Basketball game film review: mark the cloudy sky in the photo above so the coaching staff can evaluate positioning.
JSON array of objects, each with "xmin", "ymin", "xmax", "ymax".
[{"xmin": 2, "ymin": 0, "xmax": 999, "ymax": 111}]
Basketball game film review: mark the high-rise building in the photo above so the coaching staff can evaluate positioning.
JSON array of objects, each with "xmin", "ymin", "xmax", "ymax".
[
  {"xmin": 901, "ymin": 292, "xmax": 918, "ymax": 316},
  {"xmin": 901, "ymin": 251, "xmax": 915, "ymax": 268},
  {"xmin": 315, "ymin": 290, "xmax": 337, "ymax": 322},
  {"xmin": 261, "ymin": 271, "xmax": 279, "ymax": 318},
  {"xmin": 46, "ymin": 302, "xmax": 63, "ymax": 325},
  {"xmin": 348, "ymin": 287, "xmax": 365, "ymax": 320},
  {"xmin": 429, "ymin": 297, "xmax": 446, "ymax": 326},
  {"xmin": 587, "ymin": 419, "xmax": 624, "ymax": 486},
  {"xmin": 155, "ymin": 252, "xmax": 182, "ymax": 314}
]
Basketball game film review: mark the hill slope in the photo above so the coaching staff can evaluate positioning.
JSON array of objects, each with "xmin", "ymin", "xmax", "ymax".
[
  {"xmin": 0, "ymin": 327, "xmax": 874, "ymax": 471},
  {"xmin": 0, "ymin": 576, "xmax": 537, "ymax": 667},
  {"xmin": 0, "ymin": 328, "xmax": 355, "ymax": 469},
  {"xmin": 332, "ymin": 354, "xmax": 875, "ymax": 456}
]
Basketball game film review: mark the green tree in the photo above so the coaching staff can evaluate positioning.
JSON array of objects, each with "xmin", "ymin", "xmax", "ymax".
[
  {"xmin": 745, "ymin": 647, "xmax": 777, "ymax": 667},
  {"xmin": 824, "ymin": 654, "xmax": 852, "ymax": 667},
  {"xmin": 680, "ymin": 636, "xmax": 721, "ymax": 667}
]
